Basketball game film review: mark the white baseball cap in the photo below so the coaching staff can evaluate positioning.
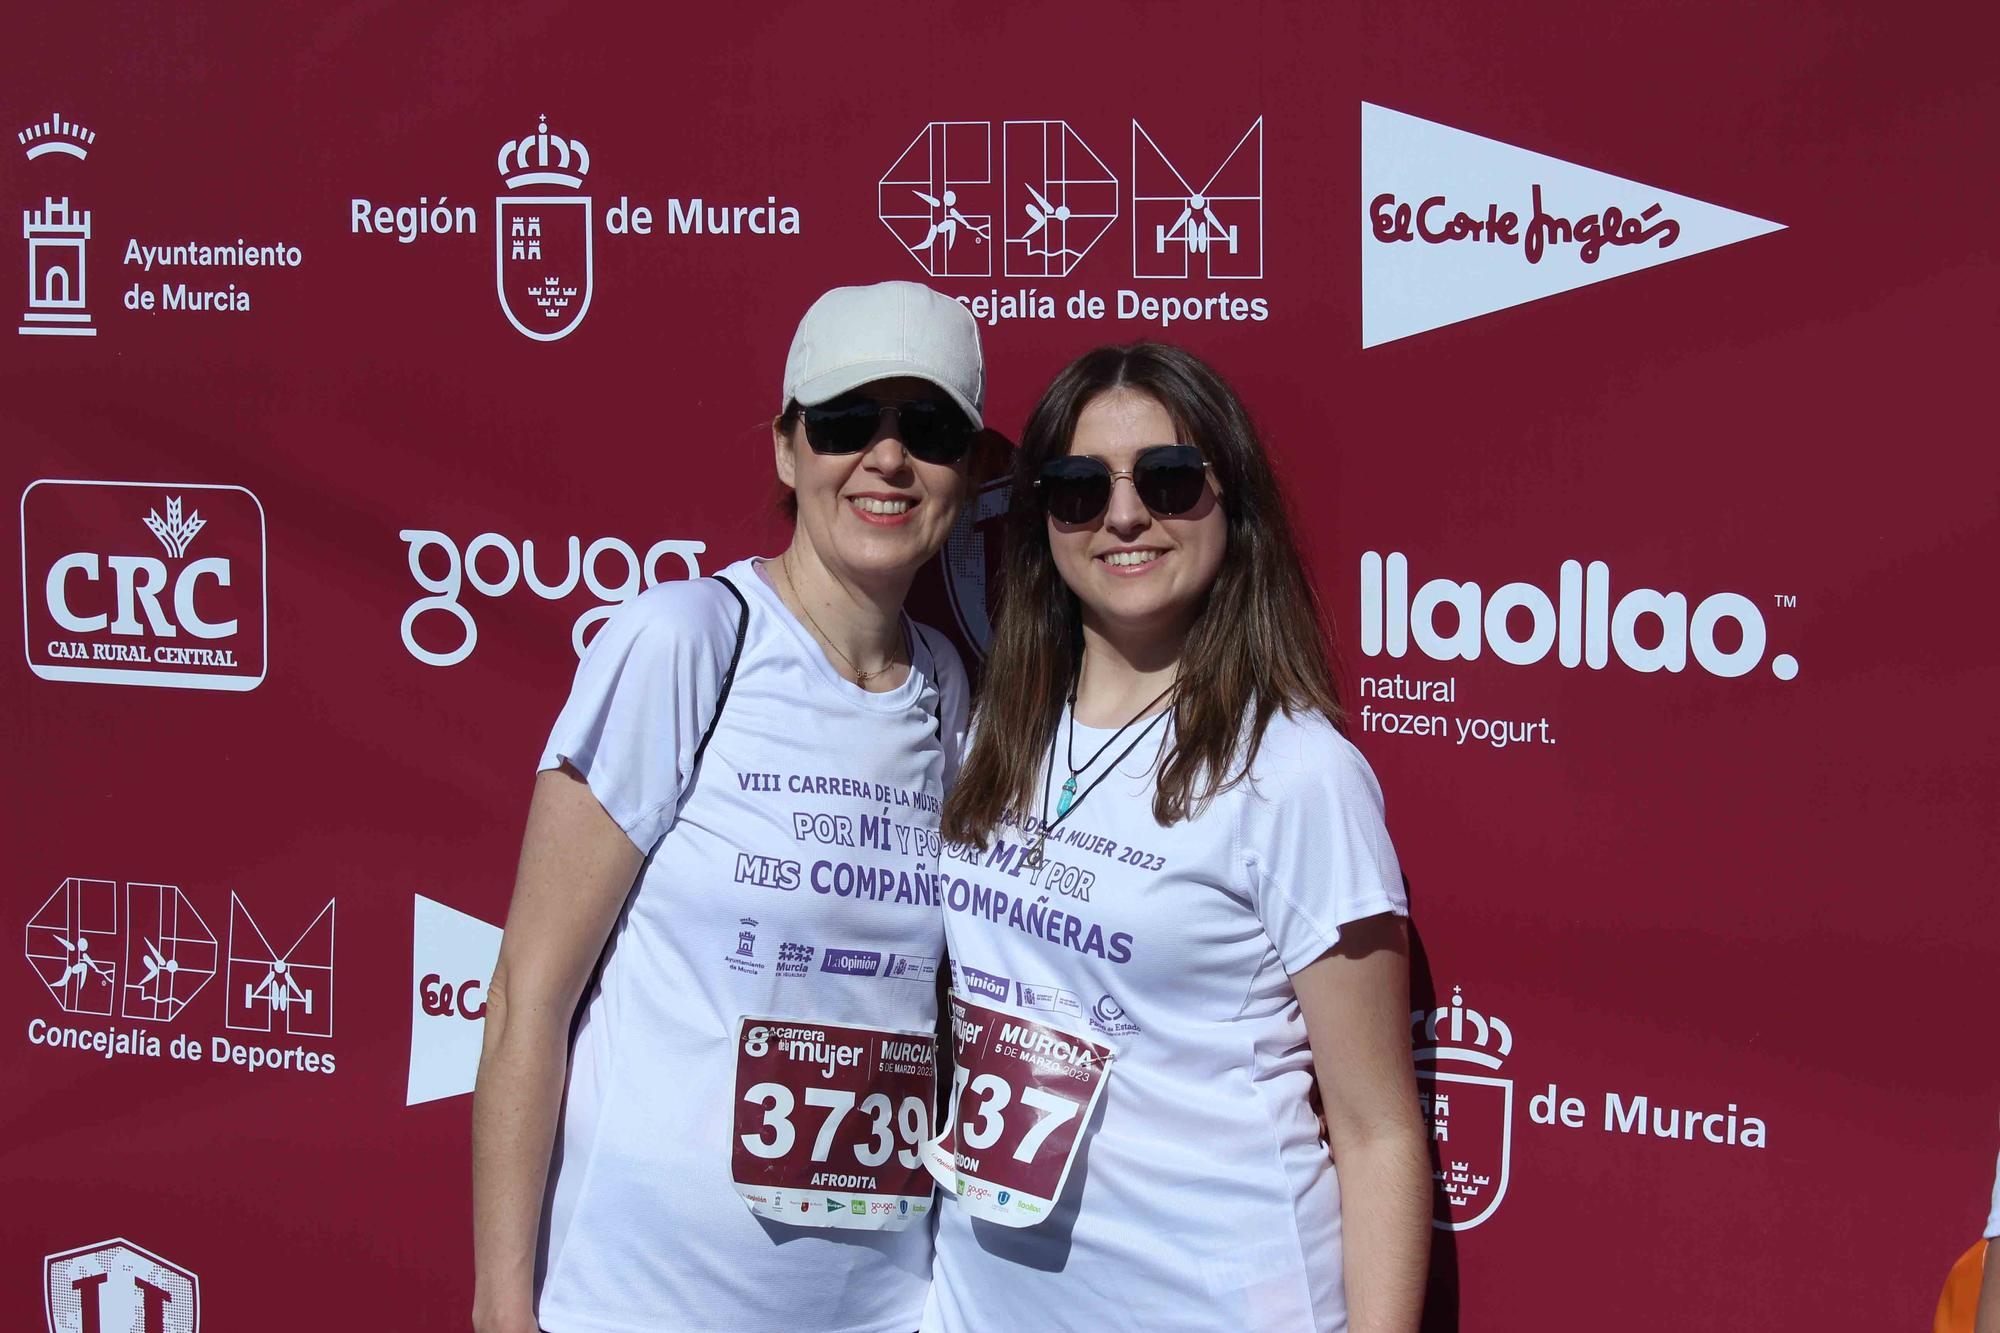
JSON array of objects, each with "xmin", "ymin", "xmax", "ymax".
[{"xmin": 782, "ymin": 280, "xmax": 985, "ymax": 429}]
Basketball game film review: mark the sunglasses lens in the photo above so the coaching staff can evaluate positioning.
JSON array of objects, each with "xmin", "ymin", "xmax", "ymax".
[
  {"xmin": 1039, "ymin": 457, "xmax": 1112, "ymax": 523},
  {"xmin": 801, "ymin": 398, "xmax": 879, "ymax": 455},
  {"xmin": 1134, "ymin": 446, "xmax": 1209, "ymax": 515},
  {"xmin": 803, "ymin": 396, "xmax": 974, "ymax": 464},
  {"xmin": 896, "ymin": 400, "xmax": 975, "ymax": 466}
]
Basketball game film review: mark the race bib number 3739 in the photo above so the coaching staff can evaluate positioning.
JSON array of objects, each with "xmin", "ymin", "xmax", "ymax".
[
  {"xmin": 730, "ymin": 1016, "xmax": 937, "ymax": 1230},
  {"xmin": 923, "ymin": 993, "xmax": 1116, "ymax": 1228}
]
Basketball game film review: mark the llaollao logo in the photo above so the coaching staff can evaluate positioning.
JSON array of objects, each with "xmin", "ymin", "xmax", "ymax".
[{"xmin": 1359, "ymin": 551, "xmax": 1798, "ymax": 681}]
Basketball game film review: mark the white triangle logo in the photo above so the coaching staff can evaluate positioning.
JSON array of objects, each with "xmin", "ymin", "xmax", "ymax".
[
  {"xmin": 406, "ymin": 894, "xmax": 503, "ymax": 1107},
  {"xmin": 1361, "ymin": 102, "xmax": 1783, "ymax": 347}
]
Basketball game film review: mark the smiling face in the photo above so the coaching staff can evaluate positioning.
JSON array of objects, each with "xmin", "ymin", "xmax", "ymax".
[
  {"xmin": 1047, "ymin": 387, "xmax": 1227, "ymax": 649},
  {"xmin": 775, "ymin": 376, "xmax": 971, "ymax": 588}
]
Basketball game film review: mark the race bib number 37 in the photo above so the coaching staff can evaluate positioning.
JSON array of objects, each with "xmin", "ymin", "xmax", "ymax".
[
  {"xmin": 730, "ymin": 1016, "xmax": 937, "ymax": 1230},
  {"xmin": 924, "ymin": 993, "xmax": 1116, "ymax": 1228}
]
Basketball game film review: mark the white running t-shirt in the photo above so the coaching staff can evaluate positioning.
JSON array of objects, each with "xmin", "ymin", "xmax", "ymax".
[
  {"xmin": 925, "ymin": 707, "xmax": 1406, "ymax": 1333},
  {"xmin": 534, "ymin": 558, "xmax": 967, "ymax": 1333}
]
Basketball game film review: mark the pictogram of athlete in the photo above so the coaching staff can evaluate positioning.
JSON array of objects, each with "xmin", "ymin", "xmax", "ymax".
[
  {"xmin": 51, "ymin": 932, "xmax": 115, "ymax": 998},
  {"xmin": 910, "ymin": 188, "xmax": 989, "ymax": 255},
  {"xmin": 1156, "ymin": 192, "xmax": 1239, "ymax": 256},
  {"xmin": 132, "ymin": 937, "xmax": 182, "ymax": 1001},
  {"xmin": 247, "ymin": 957, "xmax": 313, "ymax": 1015},
  {"xmin": 1020, "ymin": 184, "xmax": 1081, "ymax": 261}
]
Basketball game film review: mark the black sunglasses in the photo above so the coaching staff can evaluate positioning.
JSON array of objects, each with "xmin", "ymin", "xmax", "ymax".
[
  {"xmin": 799, "ymin": 393, "xmax": 976, "ymax": 466},
  {"xmin": 1035, "ymin": 445, "xmax": 1212, "ymax": 524}
]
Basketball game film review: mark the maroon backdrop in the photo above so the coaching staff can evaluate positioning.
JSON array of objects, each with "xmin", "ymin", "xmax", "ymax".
[{"xmin": 5, "ymin": 3, "xmax": 1996, "ymax": 1329}]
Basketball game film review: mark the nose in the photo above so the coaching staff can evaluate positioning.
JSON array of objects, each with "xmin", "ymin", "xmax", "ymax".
[
  {"xmin": 1101, "ymin": 471, "xmax": 1152, "ymax": 538},
  {"xmin": 862, "ymin": 407, "xmax": 911, "ymax": 473}
]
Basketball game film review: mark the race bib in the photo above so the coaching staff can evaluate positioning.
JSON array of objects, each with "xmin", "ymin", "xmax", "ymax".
[
  {"xmin": 923, "ymin": 992, "xmax": 1116, "ymax": 1227},
  {"xmin": 730, "ymin": 1016, "xmax": 937, "ymax": 1230}
]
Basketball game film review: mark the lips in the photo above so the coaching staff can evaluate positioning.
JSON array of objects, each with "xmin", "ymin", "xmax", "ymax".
[
  {"xmin": 1096, "ymin": 547, "xmax": 1165, "ymax": 573},
  {"xmin": 845, "ymin": 494, "xmax": 918, "ymax": 526}
]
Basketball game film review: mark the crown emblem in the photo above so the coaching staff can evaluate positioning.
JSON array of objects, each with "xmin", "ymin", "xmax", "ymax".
[
  {"xmin": 1411, "ymin": 986, "xmax": 1512, "ymax": 1068},
  {"xmin": 143, "ymin": 496, "xmax": 205, "ymax": 559},
  {"xmin": 18, "ymin": 111, "xmax": 95, "ymax": 161},
  {"xmin": 497, "ymin": 115, "xmax": 590, "ymax": 189}
]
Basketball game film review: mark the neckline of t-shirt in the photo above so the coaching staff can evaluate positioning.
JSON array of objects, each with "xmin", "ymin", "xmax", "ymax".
[
  {"xmin": 735, "ymin": 557, "xmax": 930, "ymax": 713},
  {"xmin": 1063, "ymin": 698, "xmax": 1175, "ymax": 738},
  {"xmin": 1055, "ymin": 700, "xmax": 1175, "ymax": 773}
]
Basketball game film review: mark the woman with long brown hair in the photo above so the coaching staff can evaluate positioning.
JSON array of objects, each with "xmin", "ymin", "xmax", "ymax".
[{"xmin": 923, "ymin": 344, "xmax": 1429, "ymax": 1332}]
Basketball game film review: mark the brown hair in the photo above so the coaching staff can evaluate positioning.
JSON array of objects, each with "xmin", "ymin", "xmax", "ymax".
[{"xmin": 941, "ymin": 343, "xmax": 1341, "ymax": 845}]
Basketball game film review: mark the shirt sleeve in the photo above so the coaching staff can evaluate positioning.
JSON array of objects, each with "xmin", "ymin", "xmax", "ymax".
[
  {"xmin": 1235, "ymin": 715, "xmax": 1410, "ymax": 975},
  {"xmin": 537, "ymin": 579, "xmax": 741, "ymax": 855}
]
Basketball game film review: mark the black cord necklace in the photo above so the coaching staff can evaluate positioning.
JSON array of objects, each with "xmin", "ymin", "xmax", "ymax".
[
  {"xmin": 1023, "ymin": 690, "xmax": 1175, "ymax": 871},
  {"xmin": 1058, "ymin": 681, "xmax": 1176, "ymax": 818}
]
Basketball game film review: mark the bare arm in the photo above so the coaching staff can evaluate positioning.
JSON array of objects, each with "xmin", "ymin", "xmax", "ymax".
[
  {"xmin": 1293, "ymin": 913, "xmax": 1430, "ymax": 1333},
  {"xmin": 471, "ymin": 768, "xmax": 643, "ymax": 1333}
]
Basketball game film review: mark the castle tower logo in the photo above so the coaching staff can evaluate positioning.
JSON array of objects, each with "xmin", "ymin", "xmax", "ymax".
[
  {"xmin": 495, "ymin": 115, "xmax": 593, "ymax": 341},
  {"xmin": 1412, "ymin": 986, "xmax": 1513, "ymax": 1230},
  {"xmin": 19, "ymin": 112, "xmax": 98, "ymax": 338}
]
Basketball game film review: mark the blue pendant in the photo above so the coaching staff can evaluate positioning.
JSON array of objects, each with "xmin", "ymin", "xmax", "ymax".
[{"xmin": 1056, "ymin": 776, "xmax": 1078, "ymax": 817}]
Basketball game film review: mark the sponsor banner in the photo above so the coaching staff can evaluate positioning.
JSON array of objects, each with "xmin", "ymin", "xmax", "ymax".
[{"xmin": 730, "ymin": 1016, "xmax": 937, "ymax": 1230}]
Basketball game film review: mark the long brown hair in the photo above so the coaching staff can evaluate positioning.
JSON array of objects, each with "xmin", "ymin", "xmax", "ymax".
[{"xmin": 942, "ymin": 343, "xmax": 1341, "ymax": 845}]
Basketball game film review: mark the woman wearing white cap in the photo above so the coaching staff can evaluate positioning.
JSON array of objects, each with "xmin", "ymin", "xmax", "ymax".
[{"xmin": 471, "ymin": 281, "xmax": 984, "ymax": 1333}]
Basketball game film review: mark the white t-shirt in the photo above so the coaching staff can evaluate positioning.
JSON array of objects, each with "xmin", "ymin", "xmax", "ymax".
[
  {"xmin": 924, "ymin": 706, "xmax": 1407, "ymax": 1333},
  {"xmin": 534, "ymin": 557, "xmax": 967, "ymax": 1333}
]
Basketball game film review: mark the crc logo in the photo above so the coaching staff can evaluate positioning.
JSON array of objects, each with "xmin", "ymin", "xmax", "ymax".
[
  {"xmin": 880, "ymin": 118, "xmax": 1263, "ymax": 280},
  {"xmin": 1359, "ymin": 551, "xmax": 1799, "ymax": 681},
  {"xmin": 397, "ymin": 528, "xmax": 705, "ymax": 666},
  {"xmin": 22, "ymin": 481, "xmax": 266, "ymax": 690},
  {"xmin": 44, "ymin": 1237, "xmax": 198, "ymax": 1333}
]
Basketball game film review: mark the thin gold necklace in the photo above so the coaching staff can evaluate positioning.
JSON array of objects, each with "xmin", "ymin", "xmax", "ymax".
[{"xmin": 779, "ymin": 551, "xmax": 904, "ymax": 688}]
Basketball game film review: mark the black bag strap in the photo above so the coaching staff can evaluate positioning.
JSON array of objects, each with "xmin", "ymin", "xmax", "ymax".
[
  {"xmin": 910, "ymin": 621, "xmax": 946, "ymax": 742},
  {"xmin": 687, "ymin": 574, "xmax": 751, "ymax": 785}
]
